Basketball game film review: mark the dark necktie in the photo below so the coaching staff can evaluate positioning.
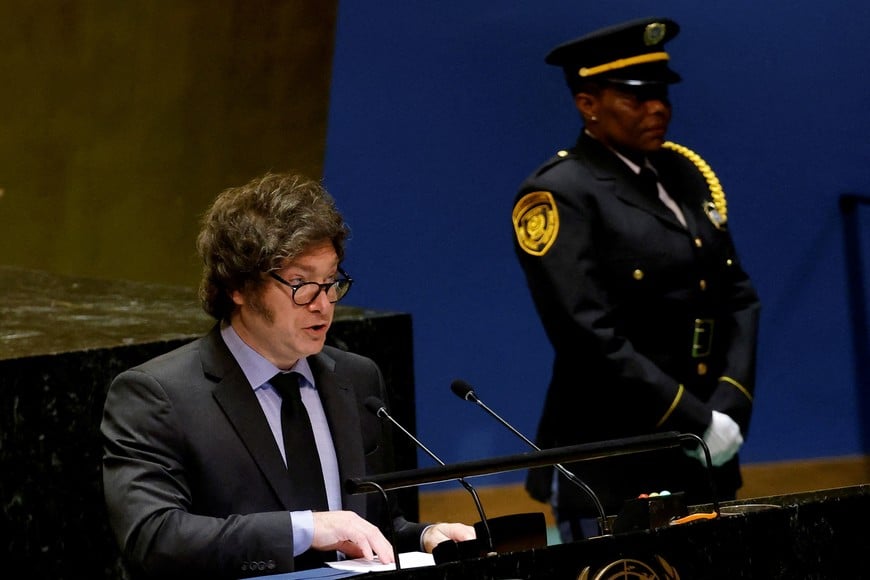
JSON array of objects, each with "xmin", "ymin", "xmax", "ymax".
[
  {"xmin": 638, "ymin": 166, "xmax": 686, "ymax": 226},
  {"xmin": 271, "ymin": 372, "xmax": 329, "ymax": 512},
  {"xmin": 638, "ymin": 166, "xmax": 661, "ymax": 199},
  {"xmin": 272, "ymin": 372, "xmax": 331, "ymax": 570}
]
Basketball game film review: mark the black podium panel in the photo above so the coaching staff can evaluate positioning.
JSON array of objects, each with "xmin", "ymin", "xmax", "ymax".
[
  {"xmin": 0, "ymin": 266, "xmax": 417, "ymax": 579},
  {"xmin": 368, "ymin": 484, "xmax": 870, "ymax": 580}
]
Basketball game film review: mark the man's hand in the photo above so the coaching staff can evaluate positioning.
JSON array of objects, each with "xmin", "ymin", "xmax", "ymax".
[
  {"xmin": 311, "ymin": 510, "xmax": 395, "ymax": 563},
  {"xmin": 420, "ymin": 522, "xmax": 477, "ymax": 553},
  {"xmin": 686, "ymin": 410, "xmax": 743, "ymax": 467}
]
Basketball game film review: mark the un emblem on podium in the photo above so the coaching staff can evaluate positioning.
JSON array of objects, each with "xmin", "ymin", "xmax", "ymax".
[{"xmin": 578, "ymin": 554, "xmax": 680, "ymax": 579}]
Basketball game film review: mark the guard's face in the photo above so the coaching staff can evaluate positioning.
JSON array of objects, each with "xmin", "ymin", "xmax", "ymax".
[
  {"xmin": 579, "ymin": 83, "xmax": 672, "ymax": 157},
  {"xmin": 230, "ymin": 241, "xmax": 339, "ymax": 370}
]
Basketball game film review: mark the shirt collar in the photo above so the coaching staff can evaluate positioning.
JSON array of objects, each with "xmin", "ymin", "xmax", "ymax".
[
  {"xmin": 611, "ymin": 147, "xmax": 646, "ymax": 175},
  {"xmin": 220, "ymin": 323, "xmax": 316, "ymax": 390},
  {"xmin": 584, "ymin": 129, "xmax": 651, "ymax": 175}
]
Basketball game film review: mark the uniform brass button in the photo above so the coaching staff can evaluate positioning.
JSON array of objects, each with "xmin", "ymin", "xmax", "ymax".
[
  {"xmin": 633, "ymin": 269, "xmax": 644, "ymax": 281},
  {"xmin": 699, "ymin": 279, "xmax": 707, "ymax": 290},
  {"xmin": 694, "ymin": 237, "xmax": 703, "ymax": 248},
  {"xmin": 726, "ymin": 258, "xmax": 733, "ymax": 266},
  {"xmin": 697, "ymin": 362, "xmax": 708, "ymax": 375},
  {"xmin": 557, "ymin": 150, "xmax": 568, "ymax": 157}
]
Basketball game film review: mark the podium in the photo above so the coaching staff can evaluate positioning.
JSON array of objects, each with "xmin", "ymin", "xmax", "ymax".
[
  {"xmin": 339, "ymin": 434, "xmax": 868, "ymax": 579},
  {"xmin": 361, "ymin": 484, "xmax": 869, "ymax": 579}
]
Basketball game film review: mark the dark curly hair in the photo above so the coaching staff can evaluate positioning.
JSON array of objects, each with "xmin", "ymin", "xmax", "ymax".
[{"xmin": 195, "ymin": 172, "xmax": 349, "ymax": 321}]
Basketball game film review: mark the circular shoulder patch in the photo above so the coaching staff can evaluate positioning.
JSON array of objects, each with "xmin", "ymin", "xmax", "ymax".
[{"xmin": 512, "ymin": 191, "xmax": 559, "ymax": 256}]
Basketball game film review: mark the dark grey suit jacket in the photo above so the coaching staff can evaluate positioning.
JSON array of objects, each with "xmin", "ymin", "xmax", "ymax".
[{"xmin": 102, "ymin": 324, "xmax": 425, "ymax": 579}]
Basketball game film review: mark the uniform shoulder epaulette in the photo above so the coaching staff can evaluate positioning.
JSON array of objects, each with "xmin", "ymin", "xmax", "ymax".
[
  {"xmin": 662, "ymin": 141, "xmax": 728, "ymax": 230},
  {"xmin": 533, "ymin": 149, "xmax": 575, "ymax": 177}
]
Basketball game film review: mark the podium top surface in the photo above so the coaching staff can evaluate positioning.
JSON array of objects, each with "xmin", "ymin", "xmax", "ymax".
[{"xmin": 0, "ymin": 266, "xmax": 396, "ymax": 361}]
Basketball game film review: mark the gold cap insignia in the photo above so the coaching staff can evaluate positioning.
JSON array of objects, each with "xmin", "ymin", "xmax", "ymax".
[
  {"xmin": 513, "ymin": 191, "xmax": 559, "ymax": 256},
  {"xmin": 644, "ymin": 22, "xmax": 667, "ymax": 46}
]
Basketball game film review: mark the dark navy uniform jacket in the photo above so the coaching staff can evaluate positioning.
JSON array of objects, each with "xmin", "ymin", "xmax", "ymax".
[{"xmin": 512, "ymin": 132, "xmax": 761, "ymax": 514}]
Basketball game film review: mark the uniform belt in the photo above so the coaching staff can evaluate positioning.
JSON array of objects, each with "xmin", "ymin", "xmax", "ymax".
[{"xmin": 691, "ymin": 318, "xmax": 714, "ymax": 358}]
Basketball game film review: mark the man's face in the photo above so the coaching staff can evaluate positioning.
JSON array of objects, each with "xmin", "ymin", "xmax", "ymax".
[
  {"xmin": 230, "ymin": 241, "xmax": 340, "ymax": 370},
  {"xmin": 579, "ymin": 83, "xmax": 672, "ymax": 157}
]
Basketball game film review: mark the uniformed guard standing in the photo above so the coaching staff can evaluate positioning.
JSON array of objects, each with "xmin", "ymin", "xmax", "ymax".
[{"xmin": 512, "ymin": 16, "xmax": 761, "ymax": 542}]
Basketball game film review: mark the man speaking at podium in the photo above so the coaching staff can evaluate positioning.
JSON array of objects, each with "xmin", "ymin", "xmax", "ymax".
[
  {"xmin": 101, "ymin": 173, "xmax": 474, "ymax": 578},
  {"xmin": 512, "ymin": 17, "xmax": 761, "ymax": 542}
]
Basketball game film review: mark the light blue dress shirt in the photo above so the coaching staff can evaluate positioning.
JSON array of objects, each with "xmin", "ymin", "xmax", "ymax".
[{"xmin": 220, "ymin": 324, "xmax": 342, "ymax": 557}]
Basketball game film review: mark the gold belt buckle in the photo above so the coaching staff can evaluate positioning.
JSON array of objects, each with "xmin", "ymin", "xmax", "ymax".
[{"xmin": 692, "ymin": 319, "xmax": 714, "ymax": 358}]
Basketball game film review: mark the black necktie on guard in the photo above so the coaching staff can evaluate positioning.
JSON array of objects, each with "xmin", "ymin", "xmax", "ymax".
[
  {"xmin": 638, "ymin": 165, "xmax": 687, "ymax": 226},
  {"xmin": 638, "ymin": 166, "xmax": 661, "ymax": 199},
  {"xmin": 272, "ymin": 372, "xmax": 329, "ymax": 512}
]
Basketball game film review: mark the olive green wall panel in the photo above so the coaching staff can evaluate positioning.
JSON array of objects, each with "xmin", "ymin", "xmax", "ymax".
[{"xmin": 0, "ymin": 1, "xmax": 338, "ymax": 288}]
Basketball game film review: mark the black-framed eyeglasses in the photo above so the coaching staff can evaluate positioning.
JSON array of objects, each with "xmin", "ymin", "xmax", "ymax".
[{"xmin": 268, "ymin": 268, "xmax": 353, "ymax": 306}]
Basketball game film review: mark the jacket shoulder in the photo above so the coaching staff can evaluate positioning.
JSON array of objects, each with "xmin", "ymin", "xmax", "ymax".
[
  {"xmin": 517, "ymin": 148, "xmax": 595, "ymax": 197},
  {"xmin": 318, "ymin": 345, "xmax": 380, "ymax": 376},
  {"xmin": 654, "ymin": 141, "xmax": 720, "ymax": 180},
  {"xmin": 128, "ymin": 335, "xmax": 203, "ymax": 378},
  {"xmin": 655, "ymin": 141, "xmax": 730, "ymax": 227},
  {"xmin": 531, "ymin": 149, "xmax": 575, "ymax": 177}
]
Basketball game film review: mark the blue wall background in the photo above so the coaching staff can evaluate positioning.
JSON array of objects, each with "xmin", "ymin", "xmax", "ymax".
[{"xmin": 323, "ymin": 1, "xmax": 870, "ymax": 487}]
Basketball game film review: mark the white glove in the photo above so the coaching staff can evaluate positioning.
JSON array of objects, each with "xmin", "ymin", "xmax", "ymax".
[{"xmin": 687, "ymin": 410, "xmax": 743, "ymax": 467}]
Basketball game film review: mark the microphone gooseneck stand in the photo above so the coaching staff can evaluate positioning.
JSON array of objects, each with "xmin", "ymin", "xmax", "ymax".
[
  {"xmin": 369, "ymin": 480, "xmax": 402, "ymax": 570},
  {"xmin": 450, "ymin": 379, "xmax": 611, "ymax": 535},
  {"xmin": 363, "ymin": 397, "xmax": 496, "ymax": 554}
]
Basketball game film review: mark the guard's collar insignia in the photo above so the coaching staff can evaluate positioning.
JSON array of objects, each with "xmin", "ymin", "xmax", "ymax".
[{"xmin": 704, "ymin": 201, "xmax": 727, "ymax": 230}]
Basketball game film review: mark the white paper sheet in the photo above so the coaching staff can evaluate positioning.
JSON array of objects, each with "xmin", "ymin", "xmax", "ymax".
[{"xmin": 326, "ymin": 551, "xmax": 435, "ymax": 572}]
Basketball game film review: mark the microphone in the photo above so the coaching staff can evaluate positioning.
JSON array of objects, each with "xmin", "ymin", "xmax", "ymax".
[
  {"xmin": 363, "ymin": 396, "xmax": 495, "ymax": 554},
  {"xmin": 450, "ymin": 379, "xmax": 610, "ymax": 535}
]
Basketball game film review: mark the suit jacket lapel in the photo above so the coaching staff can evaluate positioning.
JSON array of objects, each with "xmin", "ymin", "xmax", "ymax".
[
  {"xmin": 579, "ymin": 135, "xmax": 688, "ymax": 231},
  {"xmin": 613, "ymin": 174, "xmax": 687, "ymax": 230},
  {"xmin": 201, "ymin": 325, "xmax": 295, "ymax": 509},
  {"xmin": 309, "ymin": 351, "xmax": 367, "ymax": 517},
  {"xmin": 653, "ymin": 153, "xmax": 702, "ymax": 234}
]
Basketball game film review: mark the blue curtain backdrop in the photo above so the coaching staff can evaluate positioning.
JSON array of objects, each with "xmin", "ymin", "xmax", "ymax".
[{"xmin": 323, "ymin": 1, "xmax": 870, "ymax": 486}]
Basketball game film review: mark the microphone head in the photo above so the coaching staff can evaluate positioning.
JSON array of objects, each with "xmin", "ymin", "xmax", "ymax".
[
  {"xmin": 450, "ymin": 379, "xmax": 477, "ymax": 402},
  {"xmin": 364, "ymin": 396, "xmax": 386, "ymax": 417}
]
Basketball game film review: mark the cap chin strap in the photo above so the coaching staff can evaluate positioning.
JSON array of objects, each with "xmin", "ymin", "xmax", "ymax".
[{"xmin": 579, "ymin": 51, "xmax": 669, "ymax": 78}]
